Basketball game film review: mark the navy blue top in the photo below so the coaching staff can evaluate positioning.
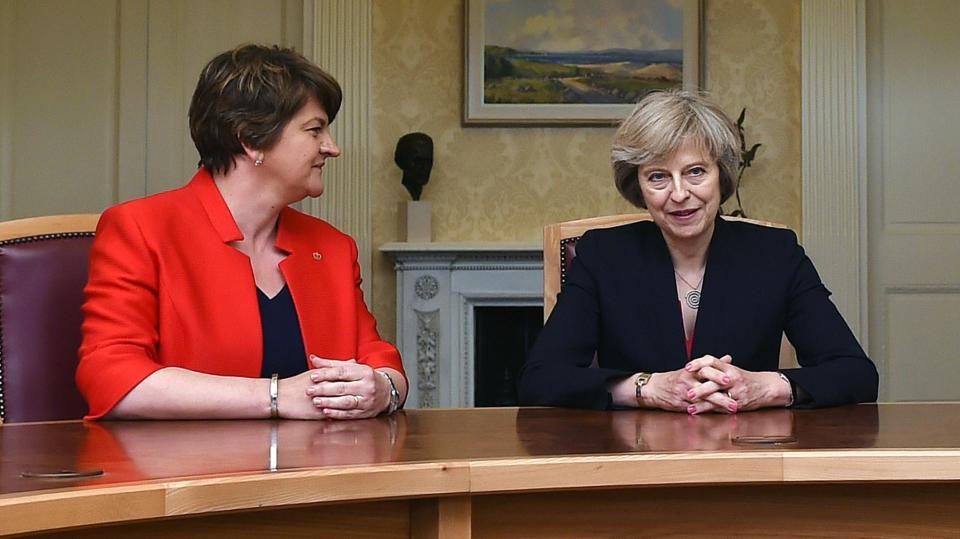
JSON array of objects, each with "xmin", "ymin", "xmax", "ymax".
[
  {"xmin": 520, "ymin": 217, "xmax": 878, "ymax": 410},
  {"xmin": 258, "ymin": 285, "xmax": 307, "ymax": 378}
]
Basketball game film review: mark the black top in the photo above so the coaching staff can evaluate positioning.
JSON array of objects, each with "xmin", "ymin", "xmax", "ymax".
[
  {"xmin": 258, "ymin": 285, "xmax": 307, "ymax": 378},
  {"xmin": 519, "ymin": 217, "xmax": 878, "ymax": 410}
]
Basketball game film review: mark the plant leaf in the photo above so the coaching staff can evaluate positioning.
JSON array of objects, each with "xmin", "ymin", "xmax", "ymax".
[{"xmin": 742, "ymin": 143, "xmax": 762, "ymax": 167}]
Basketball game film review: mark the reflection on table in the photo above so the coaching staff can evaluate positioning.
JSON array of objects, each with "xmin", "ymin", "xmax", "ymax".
[{"xmin": 2, "ymin": 404, "xmax": 959, "ymax": 538}]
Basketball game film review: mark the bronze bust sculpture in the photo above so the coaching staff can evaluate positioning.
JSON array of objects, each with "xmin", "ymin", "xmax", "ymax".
[{"xmin": 394, "ymin": 132, "xmax": 433, "ymax": 201}]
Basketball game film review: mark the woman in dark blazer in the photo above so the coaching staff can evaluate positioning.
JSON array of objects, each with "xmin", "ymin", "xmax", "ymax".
[
  {"xmin": 520, "ymin": 90, "xmax": 877, "ymax": 414},
  {"xmin": 77, "ymin": 45, "xmax": 405, "ymax": 420}
]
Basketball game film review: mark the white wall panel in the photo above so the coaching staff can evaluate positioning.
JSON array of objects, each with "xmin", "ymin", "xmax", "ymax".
[
  {"xmin": 0, "ymin": 0, "xmax": 304, "ymax": 219},
  {"xmin": 879, "ymin": 1, "xmax": 960, "ymax": 226},
  {"xmin": 886, "ymin": 291, "xmax": 960, "ymax": 401},
  {"xmin": 1, "ymin": 0, "xmax": 120, "ymax": 218},
  {"xmin": 867, "ymin": 0, "xmax": 960, "ymax": 401},
  {"xmin": 144, "ymin": 0, "xmax": 301, "ymax": 195}
]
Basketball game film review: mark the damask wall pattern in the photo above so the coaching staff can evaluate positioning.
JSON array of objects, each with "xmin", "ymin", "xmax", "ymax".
[{"xmin": 370, "ymin": 0, "xmax": 801, "ymax": 341}]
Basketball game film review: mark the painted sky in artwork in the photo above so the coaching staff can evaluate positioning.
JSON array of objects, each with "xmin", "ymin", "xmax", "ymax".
[{"xmin": 484, "ymin": 0, "xmax": 684, "ymax": 53}]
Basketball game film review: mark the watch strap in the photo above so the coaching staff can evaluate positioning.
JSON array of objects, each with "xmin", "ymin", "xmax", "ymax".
[
  {"xmin": 379, "ymin": 371, "xmax": 400, "ymax": 415},
  {"xmin": 634, "ymin": 372, "xmax": 652, "ymax": 406}
]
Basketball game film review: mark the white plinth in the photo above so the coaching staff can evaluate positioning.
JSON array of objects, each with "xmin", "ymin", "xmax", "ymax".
[{"xmin": 399, "ymin": 201, "xmax": 432, "ymax": 242}]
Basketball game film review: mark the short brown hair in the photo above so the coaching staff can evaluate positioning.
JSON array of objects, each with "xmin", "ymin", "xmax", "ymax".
[
  {"xmin": 189, "ymin": 44, "xmax": 342, "ymax": 174},
  {"xmin": 611, "ymin": 90, "xmax": 740, "ymax": 208}
]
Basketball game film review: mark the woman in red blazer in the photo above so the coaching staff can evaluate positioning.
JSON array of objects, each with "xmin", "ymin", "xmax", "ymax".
[{"xmin": 77, "ymin": 45, "xmax": 406, "ymax": 420}]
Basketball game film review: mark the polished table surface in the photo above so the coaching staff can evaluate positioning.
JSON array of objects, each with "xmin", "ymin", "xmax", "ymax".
[{"xmin": 2, "ymin": 404, "xmax": 960, "ymax": 537}]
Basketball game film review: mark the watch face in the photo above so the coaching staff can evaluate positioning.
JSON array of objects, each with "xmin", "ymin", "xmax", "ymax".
[{"xmin": 635, "ymin": 373, "xmax": 651, "ymax": 403}]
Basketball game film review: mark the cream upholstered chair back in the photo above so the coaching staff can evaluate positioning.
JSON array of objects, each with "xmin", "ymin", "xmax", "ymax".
[
  {"xmin": 542, "ymin": 213, "xmax": 796, "ymax": 368},
  {"xmin": 0, "ymin": 214, "xmax": 100, "ymax": 423}
]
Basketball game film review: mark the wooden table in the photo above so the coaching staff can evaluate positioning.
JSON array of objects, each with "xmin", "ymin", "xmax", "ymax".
[{"xmin": 2, "ymin": 404, "xmax": 959, "ymax": 537}]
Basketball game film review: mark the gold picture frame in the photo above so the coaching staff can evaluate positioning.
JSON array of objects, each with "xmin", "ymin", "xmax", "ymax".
[{"xmin": 463, "ymin": 0, "xmax": 702, "ymax": 126}]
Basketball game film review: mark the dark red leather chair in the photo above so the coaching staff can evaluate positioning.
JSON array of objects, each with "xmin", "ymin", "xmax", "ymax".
[{"xmin": 0, "ymin": 214, "xmax": 99, "ymax": 423}]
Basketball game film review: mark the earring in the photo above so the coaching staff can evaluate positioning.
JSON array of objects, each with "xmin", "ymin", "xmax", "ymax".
[{"xmin": 254, "ymin": 157, "xmax": 264, "ymax": 167}]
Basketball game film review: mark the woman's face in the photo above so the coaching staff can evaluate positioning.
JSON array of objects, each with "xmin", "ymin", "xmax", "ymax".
[
  {"xmin": 637, "ymin": 142, "xmax": 721, "ymax": 246},
  {"xmin": 261, "ymin": 98, "xmax": 340, "ymax": 200}
]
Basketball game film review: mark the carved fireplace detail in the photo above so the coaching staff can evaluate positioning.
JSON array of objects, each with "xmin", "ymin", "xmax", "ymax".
[{"xmin": 379, "ymin": 242, "xmax": 543, "ymax": 408}]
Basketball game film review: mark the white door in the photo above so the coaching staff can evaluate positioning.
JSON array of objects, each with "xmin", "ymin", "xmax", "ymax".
[{"xmin": 866, "ymin": 0, "xmax": 960, "ymax": 401}]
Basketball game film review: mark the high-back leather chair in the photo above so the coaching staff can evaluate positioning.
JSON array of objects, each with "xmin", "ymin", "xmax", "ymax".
[
  {"xmin": 542, "ymin": 213, "xmax": 796, "ymax": 367},
  {"xmin": 0, "ymin": 214, "xmax": 100, "ymax": 423},
  {"xmin": 543, "ymin": 213, "xmax": 654, "ymax": 321}
]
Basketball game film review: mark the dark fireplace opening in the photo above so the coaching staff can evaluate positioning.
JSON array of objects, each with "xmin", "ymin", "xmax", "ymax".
[{"xmin": 473, "ymin": 306, "xmax": 543, "ymax": 407}]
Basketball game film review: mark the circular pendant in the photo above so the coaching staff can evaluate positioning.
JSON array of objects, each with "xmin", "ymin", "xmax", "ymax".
[{"xmin": 685, "ymin": 289, "xmax": 701, "ymax": 310}]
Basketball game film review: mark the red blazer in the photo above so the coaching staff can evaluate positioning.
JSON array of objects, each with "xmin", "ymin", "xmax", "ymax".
[{"xmin": 77, "ymin": 169, "xmax": 403, "ymax": 419}]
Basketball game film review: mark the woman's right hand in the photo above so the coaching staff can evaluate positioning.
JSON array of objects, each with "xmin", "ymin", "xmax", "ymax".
[
  {"xmin": 609, "ymin": 367, "xmax": 711, "ymax": 411},
  {"xmin": 638, "ymin": 368, "xmax": 705, "ymax": 412},
  {"xmin": 277, "ymin": 369, "xmax": 329, "ymax": 420}
]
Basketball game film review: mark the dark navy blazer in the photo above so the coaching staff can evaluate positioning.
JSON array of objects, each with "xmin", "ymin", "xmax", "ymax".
[{"xmin": 519, "ymin": 217, "xmax": 879, "ymax": 409}]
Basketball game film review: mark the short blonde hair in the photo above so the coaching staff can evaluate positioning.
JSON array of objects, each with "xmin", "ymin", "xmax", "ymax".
[{"xmin": 611, "ymin": 90, "xmax": 740, "ymax": 208}]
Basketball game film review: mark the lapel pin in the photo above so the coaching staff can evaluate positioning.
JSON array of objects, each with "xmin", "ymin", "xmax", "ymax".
[{"xmin": 313, "ymin": 251, "xmax": 322, "ymax": 261}]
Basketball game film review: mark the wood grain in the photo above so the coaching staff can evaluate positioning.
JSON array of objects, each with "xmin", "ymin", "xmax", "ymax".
[
  {"xmin": 0, "ymin": 213, "xmax": 99, "ymax": 241},
  {"xmin": 469, "ymin": 453, "xmax": 784, "ymax": 493},
  {"xmin": 471, "ymin": 484, "xmax": 960, "ymax": 538},
  {"xmin": 163, "ymin": 463, "xmax": 470, "ymax": 515},
  {"xmin": 4, "ymin": 405, "xmax": 960, "ymax": 536},
  {"xmin": 783, "ymin": 450, "xmax": 960, "ymax": 481},
  {"xmin": 33, "ymin": 501, "xmax": 409, "ymax": 539},
  {"xmin": 410, "ymin": 496, "xmax": 472, "ymax": 539}
]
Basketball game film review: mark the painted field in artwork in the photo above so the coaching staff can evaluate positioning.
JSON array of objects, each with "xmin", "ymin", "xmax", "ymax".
[{"xmin": 483, "ymin": 0, "xmax": 684, "ymax": 105}]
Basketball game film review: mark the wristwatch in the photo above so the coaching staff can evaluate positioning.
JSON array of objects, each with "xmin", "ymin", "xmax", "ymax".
[
  {"xmin": 379, "ymin": 371, "xmax": 401, "ymax": 415},
  {"xmin": 635, "ymin": 372, "xmax": 652, "ymax": 406}
]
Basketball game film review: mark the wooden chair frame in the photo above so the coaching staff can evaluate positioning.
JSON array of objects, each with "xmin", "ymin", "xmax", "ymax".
[{"xmin": 0, "ymin": 214, "xmax": 101, "ymax": 242}]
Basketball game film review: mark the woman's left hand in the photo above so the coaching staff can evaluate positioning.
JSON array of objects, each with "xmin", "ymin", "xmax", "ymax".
[
  {"xmin": 684, "ymin": 355, "xmax": 792, "ymax": 414},
  {"xmin": 305, "ymin": 355, "xmax": 388, "ymax": 419}
]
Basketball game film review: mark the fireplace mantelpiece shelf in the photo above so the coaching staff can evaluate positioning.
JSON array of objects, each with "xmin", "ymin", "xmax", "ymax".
[{"xmin": 379, "ymin": 242, "xmax": 543, "ymax": 408}]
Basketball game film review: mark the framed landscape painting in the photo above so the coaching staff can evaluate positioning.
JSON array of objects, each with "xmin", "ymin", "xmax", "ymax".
[{"xmin": 464, "ymin": 0, "xmax": 702, "ymax": 126}]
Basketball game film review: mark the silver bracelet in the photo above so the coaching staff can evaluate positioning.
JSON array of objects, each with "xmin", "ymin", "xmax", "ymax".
[
  {"xmin": 270, "ymin": 373, "xmax": 279, "ymax": 418},
  {"xmin": 777, "ymin": 372, "xmax": 794, "ymax": 407},
  {"xmin": 379, "ymin": 371, "xmax": 400, "ymax": 415}
]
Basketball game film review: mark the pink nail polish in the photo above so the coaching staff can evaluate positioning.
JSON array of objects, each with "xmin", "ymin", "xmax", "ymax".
[
  {"xmin": 687, "ymin": 390, "xmax": 696, "ymax": 399},
  {"xmin": 687, "ymin": 405, "xmax": 697, "ymax": 414},
  {"xmin": 727, "ymin": 402, "xmax": 737, "ymax": 412},
  {"xmin": 722, "ymin": 376, "xmax": 731, "ymax": 384}
]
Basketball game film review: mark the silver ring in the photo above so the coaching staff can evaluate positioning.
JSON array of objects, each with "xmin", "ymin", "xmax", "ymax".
[{"xmin": 353, "ymin": 395, "xmax": 361, "ymax": 409}]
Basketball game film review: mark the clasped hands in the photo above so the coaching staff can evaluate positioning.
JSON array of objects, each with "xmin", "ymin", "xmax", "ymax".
[
  {"xmin": 278, "ymin": 355, "xmax": 390, "ymax": 420},
  {"xmin": 643, "ymin": 355, "xmax": 790, "ymax": 414}
]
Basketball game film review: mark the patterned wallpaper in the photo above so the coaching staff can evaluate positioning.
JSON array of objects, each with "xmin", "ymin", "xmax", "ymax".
[{"xmin": 370, "ymin": 0, "xmax": 801, "ymax": 341}]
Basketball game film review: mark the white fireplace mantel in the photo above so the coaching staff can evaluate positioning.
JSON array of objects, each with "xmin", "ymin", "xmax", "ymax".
[{"xmin": 379, "ymin": 242, "xmax": 543, "ymax": 408}]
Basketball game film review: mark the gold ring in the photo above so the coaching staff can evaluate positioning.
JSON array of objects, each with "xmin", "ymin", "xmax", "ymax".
[{"xmin": 353, "ymin": 395, "xmax": 361, "ymax": 409}]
